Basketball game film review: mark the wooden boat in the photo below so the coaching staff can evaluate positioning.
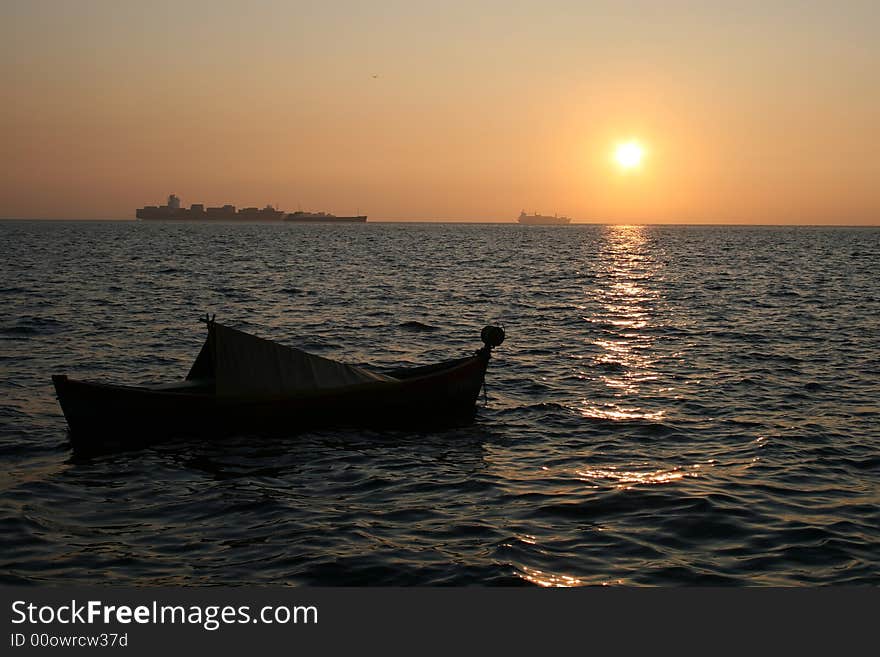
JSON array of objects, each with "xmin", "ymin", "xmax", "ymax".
[{"xmin": 52, "ymin": 319, "xmax": 505, "ymax": 450}]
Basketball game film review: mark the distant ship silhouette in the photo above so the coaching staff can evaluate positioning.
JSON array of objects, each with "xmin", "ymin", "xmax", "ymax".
[
  {"xmin": 135, "ymin": 195, "xmax": 366, "ymax": 223},
  {"xmin": 517, "ymin": 210, "xmax": 571, "ymax": 225},
  {"xmin": 285, "ymin": 211, "xmax": 366, "ymax": 223}
]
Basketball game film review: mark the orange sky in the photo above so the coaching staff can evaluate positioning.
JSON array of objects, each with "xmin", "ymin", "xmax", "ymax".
[{"xmin": 2, "ymin": 1, "xmax": 878, "ymax": 223}]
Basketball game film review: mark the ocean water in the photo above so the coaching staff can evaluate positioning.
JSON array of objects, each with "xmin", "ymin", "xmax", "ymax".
[{"xmin": 1, "ymin": 220, "xmax": 878, "ymax": 586}]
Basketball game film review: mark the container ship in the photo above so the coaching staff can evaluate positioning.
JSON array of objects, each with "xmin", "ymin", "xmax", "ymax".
[
  {"xmin": 135, "ymin": 195, "xmax": 366, "ymax": 223},
  {"xmin": 517, "ymin": 210, "xmax": 572, "ymax": 225},
  {"xmin": 136, "ymin": 195, "xmax": 284, "ymax": 221}
]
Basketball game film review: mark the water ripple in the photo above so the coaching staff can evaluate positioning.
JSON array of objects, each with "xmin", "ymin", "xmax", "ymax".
[{"xmin": 0, "ymin": 221, "xmax": 878, "ymax": 585}]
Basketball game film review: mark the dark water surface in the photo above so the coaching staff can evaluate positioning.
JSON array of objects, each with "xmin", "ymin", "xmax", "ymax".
[{"xmin": 1, "ymin": 221, "xmax": 878, "ymax": 585}]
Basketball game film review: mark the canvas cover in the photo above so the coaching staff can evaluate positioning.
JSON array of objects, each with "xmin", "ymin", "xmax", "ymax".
[{"xmin": 188, "ymin": 323, "xmax": 395, "ymax": 397}]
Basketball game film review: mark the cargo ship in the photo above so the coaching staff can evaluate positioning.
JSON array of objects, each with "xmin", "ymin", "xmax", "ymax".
[
  {"xmin": 517, "ymin": 210, "xmax": 572, "ymax": 225},
  {"xmin": 136, "ymin": 195, "xmax": 367, "ymax": 223},
  {"xmin": 136, "ymin": 195, "xmax": 284, "ymax": 221},
  {"xmin": 285, "ymin": 211, "xmax": 367, "ymax": 223}
]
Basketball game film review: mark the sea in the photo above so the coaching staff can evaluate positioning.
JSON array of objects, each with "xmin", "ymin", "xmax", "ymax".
[{"xmin": 1, "ymin": 220, "xmax": 878, "ymax": 586}]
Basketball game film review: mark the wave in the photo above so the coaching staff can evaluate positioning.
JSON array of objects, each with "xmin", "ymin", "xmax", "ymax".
[{"xmin": 398, "ymin": 321, "xmax": 439, "ymax": 332}]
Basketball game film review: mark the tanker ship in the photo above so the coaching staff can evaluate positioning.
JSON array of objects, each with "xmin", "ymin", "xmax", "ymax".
[
  {"xmin": 285, "ymin": 211, "xmax": 367, "ymax": 223},
  {"xmin": 517, "ymin": 210, "xmax": 572, "ymax": 225}
]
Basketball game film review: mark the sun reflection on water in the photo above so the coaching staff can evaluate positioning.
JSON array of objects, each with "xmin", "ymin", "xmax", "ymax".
[
  {"xmin": 578, "ymin": 402, "xmax": 665, "ymax": 421},
  {"xmin": 581, "ymin": 224, "xmax": 667, "ymax": 414},
  {"xmin": 574, "ymin": 465, "xmax": 698, "ymax": 489},
  {"xmin": 517, "ymin": 565, "xmax": 626, "ymax": 587},
  {"xmin": 518, "ymin": 565, "xmax": 586, "ymax": 587}
]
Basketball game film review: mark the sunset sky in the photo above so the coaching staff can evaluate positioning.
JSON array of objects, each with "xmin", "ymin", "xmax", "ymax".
[{"xmin": 2, "ymin": 0, "xmax": 878, "ymax": 223}]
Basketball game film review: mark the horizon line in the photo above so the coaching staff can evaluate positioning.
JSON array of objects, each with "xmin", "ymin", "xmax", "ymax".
[{"xmin": 1, "ymin": 216, "xmax": 879, "ymax": 227}]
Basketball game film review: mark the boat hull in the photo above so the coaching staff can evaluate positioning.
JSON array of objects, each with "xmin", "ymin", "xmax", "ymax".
[
  {"xmin": 517, "ymin": 218, "xmax": 571, "ymax": 225},
  {"xmin": 52, "ymin": 352, "xmax": 489, "ymax": 450}
]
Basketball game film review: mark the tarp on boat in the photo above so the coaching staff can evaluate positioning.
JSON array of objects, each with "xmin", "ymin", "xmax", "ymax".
[{"xmin": 187, "ymin": 323, "xmax": 395, "ymax": 397}]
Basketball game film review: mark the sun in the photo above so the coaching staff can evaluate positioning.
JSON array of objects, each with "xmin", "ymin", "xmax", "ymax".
[{"xmin": 614, "ymin": 140, "xmax": 644, "ymax": 170}]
